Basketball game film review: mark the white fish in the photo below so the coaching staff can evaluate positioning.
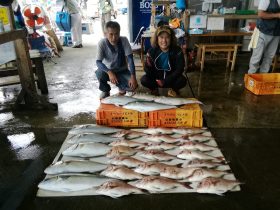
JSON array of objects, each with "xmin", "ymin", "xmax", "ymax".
[
  {"xmin": 101, "ymin": 95, "xmax": 139, "ymax": 106},
  {"xmin": 62, "ymin": 142, "xmax": 111, "ymax": 157},
  {"xmin": 177, "ymin": 150, "xmax": 224, "ymax": 161},
  {"xmin": 96, "ymin": 180, "xmax": 143, "ymax": 198},
  {"xmin": 145, "ymin": 142, "xmax": 176, "ymax": 151},
  {"xmin": 134, "ymin": 162, "xmax": 169, "ymax": 176},
  {"xmin": 187, "ymin": 168, "xmax": 229, "ymax": 182},
  {"xmin": 38, "ymin": 174, "xmax": 111, "ymax": 192},
  {"xmin": 181, "ymin": 159, "xmax": 223, "ymax": 169},
  {"xmin": 44, "ymin": 160, "xmax": 107, "ymax": 175},
  {"xmin": 123, "ymin": 102, "xmax": 176, "ymax": 112},
  {"xmin": 109, "ymin": 139, "xmax": 143, "ymax": 148},
  {"xmin": 130, "ymin": 176, "xmax": 192, "ymax": 192},
  {"xmin": 111, "ymin": 130, "xmax": 146, "ymax": 139},
  {"xmin": 100, "ymin": 165, "xmax": 143, "ymax": 180},
  {"xmin": 137, "ymin": 150, "xmax": 175, "ymax": 161},
  {"xmin": 146, "ymin": 134, "xmax": 179, "ymax": 143},
  {"xmin": 179, "ymin": 141, "xmax": 217, "ymax": 152},
  {"xmin": 188, "ymin": 135, "xmax": 214, "ymax": 142},
  {"xmin": 172, "ymin": 128, "xmax": 207, "ymax": 135},
  {"xmin": 69, "ymin": 124, "xmax": 122, "ymax": 135},
  {"xmin": 197, "ymin": 177, "xmax": 241, "ymax": 195},
  {"xmin": 67, "ymin": 133, "xmax": 118, "ymax": 144},
  {"xmin": 131, "ymin": 92, "xmax": 157, "ymax": 101},
  {"xmin": 154, "ymin": 96, "xmax": 203, "ymax": 106},
  {"xmin": 109, "ymin": 156, "xmax": 144, "ymax": 168},
  {"xmin": 160, "ymin": 166, "xmax": 199, "ymax": 180},
  {"xmin": 106, "ymin": 145, "xmax": 136, "ymax": 158},
  {"xmin": 136, "ymin": 128, "xmax": 173, "ymax": 135}
]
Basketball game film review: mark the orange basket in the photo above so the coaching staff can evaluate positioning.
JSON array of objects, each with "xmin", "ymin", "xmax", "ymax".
[
  {"xmin": 148, "ymin": 104, "xmax": 203, "ymax": 128},
  {"xmin": 244, "ymin": 73, "xmax": 280, "ymax": 95},
  {"xmin": 96, "ymin": 104, "xmax": 148, "ymax": 127}
]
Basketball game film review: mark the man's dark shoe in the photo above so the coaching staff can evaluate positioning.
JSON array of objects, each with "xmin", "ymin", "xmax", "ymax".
[
  {"xmin": 72, "ymin": 44, "xmax": 83, "ymax": 48},
  {"xmin": 100, "ymin": 91, "xmax": 110, "ymax": 100}
]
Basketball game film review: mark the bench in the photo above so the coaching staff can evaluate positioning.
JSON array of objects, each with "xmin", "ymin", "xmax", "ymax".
[{"xmin": 195, "ymin": 43, "xmax": 242, "ymax": 72}]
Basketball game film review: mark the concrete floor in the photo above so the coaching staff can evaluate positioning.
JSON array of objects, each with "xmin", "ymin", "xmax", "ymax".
[{"xmin": 1, "ymin": 15, "xmax": 280, "ymax": 210}]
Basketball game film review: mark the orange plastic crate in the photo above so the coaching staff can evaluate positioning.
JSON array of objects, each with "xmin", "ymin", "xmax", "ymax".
[
  {"xmin": 96, "ymin": 104, "xmax": 148, "ymax": 127},
  {"xmin": 148, "ymin": 104, "xmax": 203, "ymax": 128},
  {"xmin": 244, "ymin": 73, "xmax": 280, "ymax": 95}
]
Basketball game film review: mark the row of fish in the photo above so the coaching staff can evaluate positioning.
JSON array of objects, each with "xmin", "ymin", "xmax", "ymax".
[
  {"xmin": 38, "ymin": 124, "xmax": 241, "ymax": 198},
  {"xmin": 101, "ymin": 94, "xmax": 203, "ymax": 112}
]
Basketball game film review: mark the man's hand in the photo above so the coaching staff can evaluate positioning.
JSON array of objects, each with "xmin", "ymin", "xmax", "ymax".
[
  {"xmin": 129, "ymin": 75, "xmax": 138, "ymax": 91},
  {"xmin": 156, "ymin": 79, "xmax": 164, "ymax": 87},
  {"xmin": 108, "ymin": 71, "xmax": 118, "ymax": 84}
]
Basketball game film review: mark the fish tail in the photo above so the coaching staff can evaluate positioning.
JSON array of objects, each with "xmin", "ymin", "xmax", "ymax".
[{"xmin": 181, "ymin": 182, "xmax": 192, "ymax": 189}]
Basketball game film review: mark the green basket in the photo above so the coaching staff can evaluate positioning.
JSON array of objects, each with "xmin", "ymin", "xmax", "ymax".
[{"xmin": 235, "ymin": 10, "xmax": 257, "ymax": 15}]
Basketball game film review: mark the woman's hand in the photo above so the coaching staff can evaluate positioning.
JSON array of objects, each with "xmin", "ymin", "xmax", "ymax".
[{"xmin": 107, "ymin": 71, "xmax": 118, "ymax": 84}]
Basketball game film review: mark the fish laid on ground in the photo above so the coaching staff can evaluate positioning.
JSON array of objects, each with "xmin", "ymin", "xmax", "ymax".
[
  {"xmin": 106, "ymin": 145, "xmax": 136, "ymax": 158},
  {"xmin": 130, "ymin": 176, "xmax": 192, "ymax": 192},
  {"xmin": 44, "ymin": 160, "xmax": 107, "ymax": 175},
  {"xmin": 179, "ymin": 141, "xmax": 217, "ymax": 152},
  {"xmin": 177, "ymin": 149, "xmax": 224, "ymax": 161},
  {"xmin": 196, "ymin": 177, "xmax": 241, "ymax": 195},
  {"xmin": 172, "ymin": 128, "xmax": 207, "ymax": 135},
  {"xmin": 188, "ymin": 134, "xmax": 215, "ymax": 142},
  {"xmin": 67, "ymin": 133, "xmax": 118, "ymax": 144},
  {"xmin": 145, "ymin": 142, "xmax": 177, "ymax": 151},
  {"xmin": 134, "ymin": 162, "xmax": 170, "ymax": 176},
  {"xmin": 123, "ymin": 102, "xmax": 176, "ymax": 112},
  {"xmin": 131, "ymin": 92, "xmax": 157, "ymax": 102},
  {"xmin": 111, "ymin": 130, "xmax": 146, "ymax": 139},
  {"xmin": 187, "ymin": 168, "xmax": 229, "ymax": 182},
  {"xmin": 181, "ymin": 159, "xmax": 224, "ymax": 169},
  {"xmin": 62, "ymin": 142, "xmax": 111, "ymax": 157},
  {"xmin": 101, "ymin": 95, "xmax": 139, "ymax": 106},
  {"xmin": 137, "ymin": 150, "xmax": 175, "ymax": 161},
  {"xmin": 134, "ymin": 128, "xmax": 173, "ymax": 135},
  {"xmin": 109, "ymin": 156, "xmax": 144, "ymax": 168},
  {"xmin": 146, "ymin": 134, "xmax": 180, "ymax": 143},
  {"xmin": 69, "ymin": 124, "xmax": 122, "ymax": 135},
  {"xmin": 109, "ymin": 139, "xmax": 143, "ymax": 148},
  {"xmin": 96, "ymin": 180, "xmax": 143, "ymax": 198},
  {"xmin": 100, "ymin": 165, "xmax": 143, "ymax": 180},
  {"xmin": 154, "ymin": 96, "xmax": 203, "ymax": 106},
  {"xmin": 38, "ymin": 174, "xmax": 112, "ymax": 192},
  {"xmin": 160, "ymin": 166, "xmax": 199, "ymax": 180}
]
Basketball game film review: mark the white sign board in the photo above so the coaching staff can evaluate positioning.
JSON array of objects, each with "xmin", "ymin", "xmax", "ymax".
[
  {"xmin": 207, "ymin": 17, "xmax": 224, "ymax": 30},
  {"xmin": 204, "ymin": 0, "xmax": 222, "ymax": 3},
  {"xmin": 190, "ymin": 15, "xmax": 207, "ymax": 29}
]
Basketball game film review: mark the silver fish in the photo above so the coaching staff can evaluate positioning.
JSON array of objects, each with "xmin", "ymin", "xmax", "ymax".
[
  {"xmin": 136, "ymin": 128, "xmax": 173, "ymax": 135},
  {"xmin": 130, "ymin": 176, "xmax": 192, "ymax": 192},
  {"xmin": 69, "ymin": 124, "xmax": 123, "ymax": 135},
  {"xmin": 109, "ymin": 156, "xmax": 144, "ymax": 168},
  {"xmin": 96, "ymin": 180, "xmax": 143, "ymax": 198},
  {"xmin": 101, "ymin": 95, "xmax": 139, "ymax": 106},
  {"xmin": 145, "ymin": 142, "xmax": 177, "ymax": 151},
  {"xmin": 187, "ymin": 168, "xmax": 229, "ymax": 182},
  {"xmin": 160, "ymin": 166, "xmax": 199, "ymax": 180},
  {"xmin": 172, "ymin": 128, "xmax": 207, "ymax": 135},
  {"xmin": 197, "ymin": 177, "xmax": 241, "ymax": 195},
  {"xmin": 123, "ymin": 102, "xmax": 176, "ymax": 112},
  {"xmin": 134, "ymin": 162, "xmax": 169, "ymax": 176},
  {"xmin": 109, "ymin": 139, "xmax": 143, "ymax": 148},
  {"xmin": 106, "ymin": 145, "xmax": 136, "ymax": 158},
  {"xmin": 44, "ymin": 160, "xmax": 107, "ymax": 175},
  {"xmin": 111, "ymin": 130, "xmax": 146, "ymax": 139},
  {"xmin": 146, "ymin": 134, "xmax": 180, "ymax": 143},
  {"xmin": 188, "ymin": 135, "xmax": 214, "ymax": 142},
  {"xmin": 177, "ymin": 149, "xmax": 224, "ymax": 161},
  {"xmin": 67, "ymin": 133, "xmax": 118, "ymax": 144},
  {"xmin": 181, "ymin": 159, "xmax": 224, "ymax": 169},
  {"xmin": 38, "ymin": 174, "xmax": 112, "ymax": 192},
  {"xmin": 100, "ymin": 165, "xmax": 143, "ymax": 180},
  {"xmin": 131, "ymin": 92, "xmax": 157, "ymax": 101},
  {"xmin": 154, "ymin": 96, "xmax": 203, "ymax": 106},
  {"xmin": 137, "ymin": 150, "xmax": 175, "ymax": 161},
  {"xmin": 179, "ymin": 141, "xmax": 217, "ymax": 152},
  {"xmin": 62, "ymin": 142, "xmax": 111, "ymax": 157}
]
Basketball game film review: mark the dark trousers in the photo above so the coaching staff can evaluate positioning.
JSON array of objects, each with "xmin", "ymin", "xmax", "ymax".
[
  {"xmin": 140, "ymin": 74, "xmax": 187, "ymax": 91},
  {"xmin": 95, "ymin": 69, "xmax": 131, "ymax": 92}
]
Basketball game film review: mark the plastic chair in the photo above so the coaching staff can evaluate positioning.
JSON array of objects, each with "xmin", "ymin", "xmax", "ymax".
[{"xmin": 130, "ymin": 26, "xmax": 145, "ymax": 60}]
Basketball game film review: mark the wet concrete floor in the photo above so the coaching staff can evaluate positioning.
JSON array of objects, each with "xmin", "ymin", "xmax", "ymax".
[{"xmin": 1, "ymin": 15, "xmax": 280, "ymax": 210}]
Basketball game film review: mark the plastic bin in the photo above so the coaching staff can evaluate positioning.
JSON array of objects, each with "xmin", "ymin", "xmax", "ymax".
[
  {"xmin": 96, "ymin": 104, "xmax": 148, "ymax": 127},
  {"xmin": 244, "ymin": 73, "xmax": 280, "ymax": 95},
  {"xmin": 148, "ymin": 104, "xmax": 203, "ymax": 128}
]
